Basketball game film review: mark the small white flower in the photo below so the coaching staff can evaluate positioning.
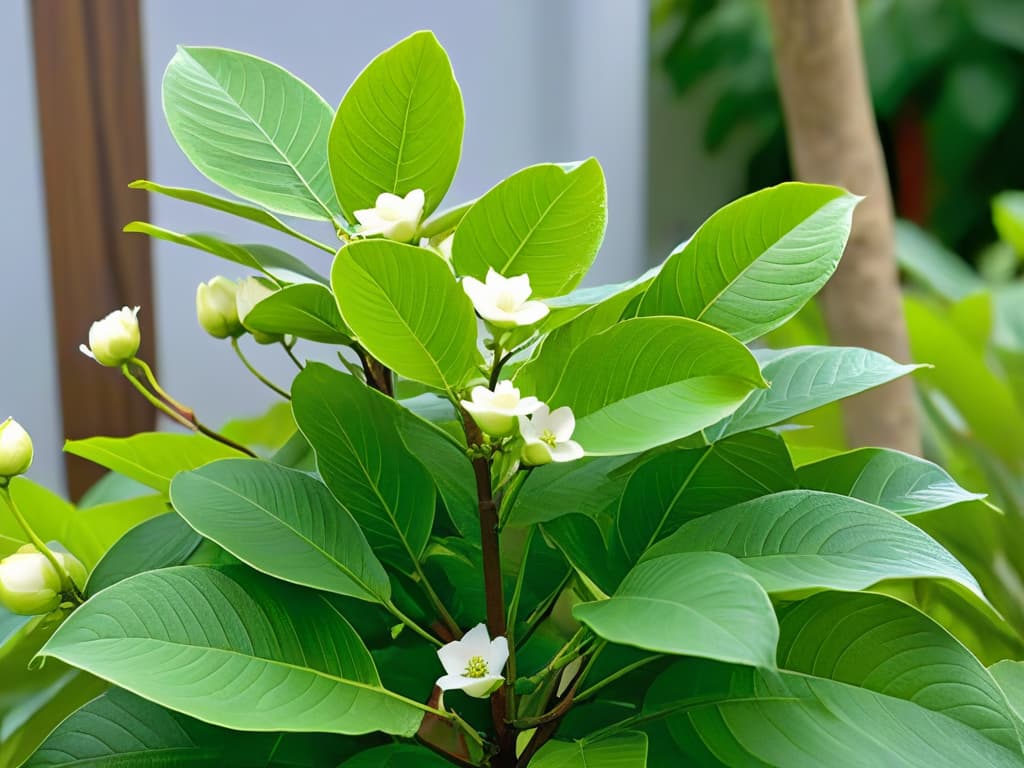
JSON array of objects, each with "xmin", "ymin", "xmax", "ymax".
[
  {"xmin": 196, "ymin": 276, "xmax": 242, "ymax": 339},
  {"xmin": 0, "ymin": 418, "xmax": 33, "ymax": 478},
  {"xmin": 79, "ymin": 306, "xmax": 141, "ymax": 367},
  {"xmin": 461, "ymin": 381, "xmax": 542, "ymax": 438},
  {"xmin": 235, "ymin": 277, "xmax": 282, "ymax": 344},
  {"xmin": 519, "ymin": 404, "xmax": 585, "ymax": 465},
  {"xmin": 436, "ymin": 623, "xmax": 509, "ymax": 699},
  {"xmin": 353, "ymin": 189, "xmax": 425, "ymax": 242},
  {"xmin": 462, "ymin": 269, "xmax": 550, "ymax": 328}
]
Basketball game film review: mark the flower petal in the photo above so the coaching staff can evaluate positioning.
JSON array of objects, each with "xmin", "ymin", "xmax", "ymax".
[
  {"xmin": 506, "ymin": 273, "xmax": 533, "ymax": 305},
  {"xmin": 404, "ymin": 188, "xmax": 425, "ymax": 212},
  {"xmin": 514, "ymin": 396, "xmax": 543, "ymax": 415},
  {"xmin": 460, "ymin": 623, "xmax": 492, "ymax": 656},
  {"xmin": 484, "ymin": 268, "xmax": 504, "ymax": 288},
  {"xmin": 462, "ymin": 276, "xmax": 489, "ymax": 307},
  {"xmin": 513, "ymin": 300, "xmax": 550, "ymax": 326},
  {"xmin": 437, "ymin": 640, "xmax": 470, "ymax": 677},
  {"xmin": 549, "ymin": 440, "xmax": 585, "ymax": 463},
  {"xmin": 436, "ymin": 673, "xmax": 470, "ymax": 691},
  {"xmin": 547, "ymin": 406, "xmax": 576, "ymax": 442},
  {"xmin": 518, "ymin": 414, "xmax": 540, "ymax": 442},
  {"xmin": 488, "ymin": 635, "xmax": 510, "ymax": 675},
  {"xmin": 376, "ymin": 192, "xmax": 404, "ymax": 209},
  {"xmin": 461, "ymin": 675, "xmax": 505, "ymax": 699}
]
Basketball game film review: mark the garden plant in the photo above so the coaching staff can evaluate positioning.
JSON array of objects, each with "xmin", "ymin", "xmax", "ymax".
[{"xmin": 3, "ymin": 31, "xmax": 1024, "ymax": 767}]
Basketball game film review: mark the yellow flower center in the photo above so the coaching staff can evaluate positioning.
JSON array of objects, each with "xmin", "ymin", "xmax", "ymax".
[
  {"xmin": 464, "ymin": 655, "xmax": 489, "ymax": 679},
  {"xmin": 540, "ymin": 429, "xmax": 558, "ymax": 447}
]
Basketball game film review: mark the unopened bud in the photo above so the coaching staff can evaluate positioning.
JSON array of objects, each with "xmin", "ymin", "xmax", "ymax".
[
  {"xmin": 196, "ymin": 277, "xmax": 243, "ymax": 339},
  {"xmin": 0, "ymin": 418, "xmax": 33, "ymax": 478},
  {"xmin": 79, "ymin": 306, "xmax": 141, "ymax": 367}
]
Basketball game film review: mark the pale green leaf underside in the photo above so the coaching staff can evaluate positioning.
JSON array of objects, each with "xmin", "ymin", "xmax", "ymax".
[
  {"xmin": 452, "ymin": 159, "xmax": 607, "ymax": 296},
  {"xmin": 163, "ymin": 47, "xmax": 338, "ymax": 220},
  {"xmin": 530, "ymin": 732, "xmax": 648, "ymax": 767},
  {"xmin": 329, "ymin": 30, "xmax": 463, "ymax": 220},
  {"xmin": 333, "ymin": 241, "xmax": 481, "ymax": 391},
  {"xmin": 645, "ymin": 490, "xmax": 983, "ymax": 599},
  {"xmin": 41, "ymin": 566, "xmax": 425, "ymax": 737},
  {"xmin": 638, "ymin": 182, "xmax": 858, "ymax": 342},
  {"xmin": 991, "ymin": 660, "xmax": 1024, "ymax": 724},
  {"xmin": 170, "ymin": 459, "xmax": 390, "ymax": 603},
  {"xmin": 574, "ymin": 552, "xmax": 778, "ymax": 668}
]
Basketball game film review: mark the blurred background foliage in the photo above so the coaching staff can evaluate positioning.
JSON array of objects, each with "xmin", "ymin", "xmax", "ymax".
[{"xmin": 654, "ymin": 0, "xmax": 1024, "ymax": 258}]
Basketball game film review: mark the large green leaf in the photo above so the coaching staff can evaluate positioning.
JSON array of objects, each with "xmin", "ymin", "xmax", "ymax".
[
  {"xmin": 129, "ymin": 179, "xmax": 335, "ymax": 253},
  {"xmin": 171, "ymin": 459, "xmax": 389, "ymax": 604},
  {"xmin": 163, "ymin": 47, "xmax": 338, "ymax": 220},
  {"xmin": 530, "ymin": 732, "xmax": 648, "ymax": 767},
  {"xmin": 705, "ymin": 345, "xmax": 921, "ymax": 441},
  {"xmin": 329, "ymin": 31, "xmax": 463, "ymax": 220},
  {"xmin": 23, "ymin": 687, "xmax": 358, "ymax": 767},
  {"xmin": 510, "ymin": 455, "xmax": 634, "ymax": 526},
  {"xmin": 615, "ymin": 431, "xmax": 796, "ymax": 564},
  {"xmin": 573, "ymin": 552, "xmax": 778, "ymax": 667},
  {"xmin": 332, "ymin": 241, "xmax": 481, "ymax": 391},
  {"xmin": 291, "ymin": 364, "xmax": 435, "ymax": 572},
  {"xmin": 243, "ymin": 282, "xmax": 351, "ymax": 343},
  {"xmin": 645, "ymin": 490, "xmax": 983, "ymax": 598},
  {"xmin": 41, "ymin": 566, "xmax": 428, "ymax": 736},
  {"xmin": 516, "ymin": 317, "xmax": 764, "ymax": 456},
  {"xmin": 124, "ymin": 222, "xmax": 327, "ymax": 285},
  {"xmin": 64, "ymin": 432, "xmax": 246, "ymax": 495},
  {"xmin": 991, "ymin": 660, "xmax": 1024, "ymax": 723},
  {"xmin": 637, "ymin": 183, "xmax": 859, "ymax": 341},
  {"xmin": 451, "ymin": 160, "xmax": 607, "ymax": 295},
  {"xmin": 341, "ymin": 744, "xmax": 452, "ymax": 767},
  {"xmin": 797, "ymin": 447, "xmax": 985, "ymax": 515}
]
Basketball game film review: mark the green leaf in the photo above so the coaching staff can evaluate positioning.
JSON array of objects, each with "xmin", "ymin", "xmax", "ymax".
[
  {"xmin": 23, "ymin": 687, "xmax": 358, "ymax": 767},
  {"xmin": 530, "ymin": 732, "xmax": 648, "ymax": 767},
  {"xmin": 129, "ymin": 179, "xmax": 335, "ymax": 253},
  {"xmin": 86, "ymin": 512, "xmax": 202, "ymax": 595},
  {"xmin": 332, "ymin": 241, "xmax": 481, "ymax": 391},
  {"xmin": 993, "ymin": 191, "xmax": 1024, "ymax": 254},
  {"xmin": 64, "ymin": 432, "xmax": 246, "ymax": 495},
  {"xmin": 221, "ymin": 401, "xmax": 297, "ymax": 452},
  {"xmin": 329, "ymin": 31, "xmax": 463, "ymax": 220},
  {"xmin": 292, "ymin": 364, "xmax": 435, "ymax": 572},
  {"xmin": 243, "ymin": 283, "xmax": 351, "ymax": 343},
  {"xmin": 706, "ymin": 345, "xmax": 921, "ymax": 441},
  {"xmin": 163, "ymin": 47, "xmax": 338, "ymax": 220},
  {"xmin": 451, "ymin": 159, "xmax": 607, "ymax": 295},
  {"xmin": 991, "ymin": 660, "xmax": 1024, "ymax": 723},
  {"xmin": 517, "ymin": 317, "xmax": 764, "ymax": 456},
  {"xmin": 645, "ymin": 490, "xmax": 983, "ymax": 599},
  {"xmin": 797, "ymin": 447, "xmax": 985, "ymax": 515},
  {"xmin": 510, "ymin": 455, "xmax": 633, "ymax": 526},
  {"xmin": 171, "ymin": 459, "xmax": 390, "ymax": 604},
  {"xmin": 41, "ymin": 566, "xmax": 428, "ymax": 736},
  {"xmin": 573, "ymin": 552, "xmax": 778, "ymax": 667},
  {"xmin": 637, "ymin": 183, "xmax": 859, "ymax": 341},
  {"xmin": 895, "ymin": 219, "xmax": 983, "ymax": 300},
  {"xmin": 615, "ymin": 431, "xmax": 796, "ymax": 564},
  {"xmin": 124, "ymin": 222, "xmax": 327, "ymax": 285}
]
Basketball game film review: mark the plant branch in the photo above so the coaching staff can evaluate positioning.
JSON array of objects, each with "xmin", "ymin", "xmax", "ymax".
[
  {"xmin": 354, "ymin": 345, "xmax": 393, "ymax": 396},
  {"xmin": 575, "ymin": 653, "xmax": 661, "ymax": 703},
  {"xmin": 519, "ymin": 571, "xmax": 572, "ymax": 648},
  {"xmin": 231, "ymin": 337, "xmax": 291, "ymax": 399},
  {"xmin": 514, "ymin": 650, "xmax": 589, "ymax": 766},
  {"xmin": 385, "ymin": 600, "xmax": 443, "ymax": 647},
  {"xmin": 281, "ymin": 339, "xmax": 304, "ymax": 370}
]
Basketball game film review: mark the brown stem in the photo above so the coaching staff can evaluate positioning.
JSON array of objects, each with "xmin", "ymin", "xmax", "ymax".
[
  {"xmin": 354, "ymin": 345, "xmax": 393, "ymax": 396},
  {"xmin": 515, "ymin": 663, "xmax": 586, "ymax": 767}
]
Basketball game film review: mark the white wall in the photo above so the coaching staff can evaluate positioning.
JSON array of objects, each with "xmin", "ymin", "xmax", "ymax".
[{"xmin": 140, "ymin": 0, "xmax": 650, "ymax": 430}]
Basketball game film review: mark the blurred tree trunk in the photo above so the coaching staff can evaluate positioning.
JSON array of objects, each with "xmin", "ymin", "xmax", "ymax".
[{"xmin": 767, "ymin": 0, "xmax": 921, "ymax": 455}]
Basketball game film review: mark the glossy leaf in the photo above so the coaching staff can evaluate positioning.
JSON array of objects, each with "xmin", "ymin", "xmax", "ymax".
[
  {"xmin": 171, "ymin": 459, "xmax": 390, "ymax": 603},
  {"xmin": 645, "ymin": 490, "xmax": 983, "ymax": 598},
  {"xmin": 637, "ymin": 183, "xmax": 859, "ymax": 341},
  {"xmin": 23, "ymin": 687, "xmax": 358, "ymax": 767},
  {"xmin": 797, "ymin": 447, "xmax": 985, "ymax": 515},
  {"xmin": 991, "ymin": 660, "xmax": 1024, "ymax": 723},
  {"xmin": 41, "ymin": 566, "xmax": 428, "ymax": 736},
  {"xmin": 615, "ymin": 430, "xmax": 796, "ymax": 564},
  {"xmin": 573, "ymin": 552, "xmax": 778, "ymax": 668},
  {"xmin": 517, "ymin": 317, "xmax": 764, "ymax": 456},
  {"xmin": 530, "ymin": 732, "xmax": 649, "ymax": 767},
  {"xmin": 706, "ymin": 345, "xmax": 921, "ymax": 441},
  {"xmin": 333, "ymin": 241, "xmax": 481, "ymax": 391},
  {"xmin": 64, "ymin": 432, "xmax": 246, "ymax": 494},
  {"xmin": 329, "ymin": 31, "xmax": 463, "ymax": 220},
  {"xmin": 510, "ymin": 455, "xmax": 634, "ymax": 526},
  {"xmin": 163, "ymin": 47, "xmax": 338, "ymax": 220},
  {"xmin": 292, "ymin": 364, "xmax": 435, "ymax": 572},
  {"xmin": 341, "ymin": 744, "xmax": 453, "ymax": 767},
  {"xmin": 452, "ymin": 159, "xmax": 607, "ymax": 295},
  {"xmin": 243, "ymin": 282, "xmax": 351, "ymax": 343}
]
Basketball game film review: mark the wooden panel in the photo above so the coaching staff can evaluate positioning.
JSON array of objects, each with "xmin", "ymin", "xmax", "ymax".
[{"xmin": 31, "ymin": 0, "xmax": 156, "ymax": 499}]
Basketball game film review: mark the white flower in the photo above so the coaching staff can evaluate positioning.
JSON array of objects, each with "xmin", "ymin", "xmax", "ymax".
[
  {"xmin": 461, "ymin": 381, "xmax": 542, "ymax": 438},
  {"xmin": 0, "ymin": 418, "xmax": 33, "ymax": 478},
  {"xmin": 353, "ymin": 189, "xmax": 425, "ymax": 242},
  {"xmin": 235, "ymin": 277, "xmax": 282, "ymax": 344},
  {"xmin": 462, "ymin": 269, "xmax": 549, "ymax": 328},
  {"xmin": 196, "ymin": 276, "xmax": 242, "ymax": 339},
  {"xmin": 519, "ymin": 404, "xmax": 584, "ymax": 465},
  {"xmin": 436, "ymin": 623, "xmax": 509, "ymax": 699},
  {"xmin": 79, "ymin": 306, "xmax": 141, "ymax": 367}
]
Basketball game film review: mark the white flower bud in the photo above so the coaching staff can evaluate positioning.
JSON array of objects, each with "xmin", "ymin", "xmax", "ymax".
[
  {"xmin": 235, "ymin": 277, "xmax": 282, "ymax": 344},
  {"xmin": 0, "ymin": 418, "xmax": 33, "ymax": 478},
  {"xmin": 79, "ymin": 306, "xmax": 141, "ymax": 367},
  {"xmin": 353, "ymin": 189, "xmax": 425, "ymax": 242},
  {"xmin": 461, "ymin": 381, "xmax": 542, "ymax": 438},
  {"xmin": 196, "ymin": 277, "xmax": 243, "ymax": 339},
  {"xmin": 462, "ymin": 269, "xmax": 549, "ymax": 329},
  {"xmin": 0, "ymin": 546, "xmax": 61, "ymax": 615},
  {"xmin": 519, "ymin": 404, "xmax": 585, "ymax": 465}
]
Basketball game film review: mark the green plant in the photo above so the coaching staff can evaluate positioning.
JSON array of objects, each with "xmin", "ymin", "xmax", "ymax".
[{"xmin": 3, "ymin": 31, "xmax": 1023, "ymax": 768}]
